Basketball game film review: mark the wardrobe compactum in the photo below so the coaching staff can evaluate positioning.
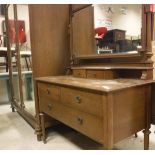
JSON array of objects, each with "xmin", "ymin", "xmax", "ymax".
[{"xmin": 5, "ymin": 4, "xmax": 155, "ymax": 149}]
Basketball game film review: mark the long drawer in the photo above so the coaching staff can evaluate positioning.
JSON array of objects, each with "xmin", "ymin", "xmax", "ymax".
[
  {"xmin": 61, "ymin": 87, "xmax": 103, "ymax": 117},
  {"xmin": 39, "ymin": 94, "xmax": 104, "ymax": 144}
]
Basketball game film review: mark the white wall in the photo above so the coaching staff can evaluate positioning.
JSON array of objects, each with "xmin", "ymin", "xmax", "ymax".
[{"xmin": 94, "ymin": 4, "xmax": 142, "ymax": 38}]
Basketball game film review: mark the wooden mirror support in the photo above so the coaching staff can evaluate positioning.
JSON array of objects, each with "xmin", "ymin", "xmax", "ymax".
[{"xmin": 70, "ymin": 4, "xmax": 155, "ymax": 80}]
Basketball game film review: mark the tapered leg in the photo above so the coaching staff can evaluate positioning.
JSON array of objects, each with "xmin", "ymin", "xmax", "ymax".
[
  {"xmin": 134, "ymin": 133, "xmax": 138, "ymax": 138},
  {"xmin": 35, "ymin": 126, "xmax": 42, "ymax": 141},
  {"xmin": 11, "ymin": 104, "xmax": 15, "ymax": 112},
  {"xmin": 40, "ymin": 113, "xmax": 46, "ymax": 144},
  {"xmin": 143, "ymin": 86, "xmax": 151, "ymax": 150},
  {"xmin": 143, "ymin": 129, "xmax": 151, "ymax": 150}
]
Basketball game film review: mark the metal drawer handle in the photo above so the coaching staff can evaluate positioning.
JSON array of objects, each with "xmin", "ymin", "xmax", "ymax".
[
  {"xmin": 46, "ymin": 89, "xmax": 50, "ymax": 95},
  {"xmin": 75, "ymin": 96, "xmax": 81, "ymax": 103},
  {"xmin": 77, "ymin": 116, "xmax": 83, "ymax": 125},
  {"xmin": 93, "ymin": 73, "xmax": 96, "ymax": 77},
  {"xmin": 47, "ymin": 104, "xmax": 52, "ymax": 110}
]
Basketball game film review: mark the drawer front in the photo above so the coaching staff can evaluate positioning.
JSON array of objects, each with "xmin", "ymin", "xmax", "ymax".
[
  {"xmin": 73, "ymin": 69, "xmax": 86, "ymax": 78},
  {"xmin": 61, "ymin": 87, "xmax": 103, "ymax": 117},
  {"xmin": 38, "ymin": 82, "xmax": 60, "ymax": 102},
  {"xmin": 87, "ymin": 70, "xmax": 115, "ymax": 79},
  {"xmin": 39, "ymin": 96, "xmax": 104, "ymax": 144}
]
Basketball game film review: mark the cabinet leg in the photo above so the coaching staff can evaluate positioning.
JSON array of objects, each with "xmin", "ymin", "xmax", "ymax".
[
  {"xmin": 10, "ymin": 104, "xmax": 15, "ymax": 112},
  {"xmin": 143, "ymin": 129, "xmax": 151, "ymax": 150},
  {"xmin": 40, "ymin": 113, "xmax": 46, "ymax": 144},
  {"xmin": 37, "ymin": 134, "xmax": 42, "ymax": 141},
  {"xmin": 134, "ymin": 133, "xmax": 138, "ymax": 138},
  {"xmin": 35, "ymin": 126, "xmax": 42, "ymax": 141},
  {"xmin": 103, "ymin": 144, "xmax": 114, "ymax": 150}
]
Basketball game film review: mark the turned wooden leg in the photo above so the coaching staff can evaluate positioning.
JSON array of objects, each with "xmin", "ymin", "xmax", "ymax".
[
  {"xmin": 37, "ymin": 134, "xmax": 42, "ymax": 141},
  {"xmin": 143, "ymin": 129, "xmax": 151, "ymax": 150},
  {"xmin": 11, "ymin": 106, "xmax": 15, "ymax": 112},
  {"xmin": 35, "ymin": 123, "xmax": 42, "ymax": 141},
  {"xmin": 135, "ymin": 133, "xmax": 138, "ymax": 138},
  {"xmin": 40, "ymin": 113, "xmax": 46, "ymax": 144}
]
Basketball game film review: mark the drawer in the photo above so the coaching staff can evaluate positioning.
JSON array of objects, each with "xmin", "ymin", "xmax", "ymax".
[
  {"xmin": 38, "ymin": 82, "xmax": 60, "ymax": 102},
  {"xmin": 61, "ymin": 87, "xmax": 103, "ymax": 117},
  {"xmin": 73, "ymin": 69, "xmax": 86, "ymax": 78},
  {"xmin": 39, "ymin": 96, "xmax": 104, "ymax": 144},
  {"xmin": 87, "ymin": 70, "xmax": 115, "ymax": 79}
]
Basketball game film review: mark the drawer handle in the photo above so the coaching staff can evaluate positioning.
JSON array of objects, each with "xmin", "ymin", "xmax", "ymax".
[
  {"xmin": 77, "ymin": 117, "xmax": 83, "ymax": 125},
  {"xmin": 46, "ymin": 89, "xmax": 50, "ymax": 95},
  {"xmin": 93, "ymin": 73, "xmax": 96, "ymax": 77},
  {"xmin": 47, "ymin": 104, "xmax": 52, "ymax": 110},
  {"xmin": 75, "ymin": 96, "xmax": 81, "ymax": 103}
]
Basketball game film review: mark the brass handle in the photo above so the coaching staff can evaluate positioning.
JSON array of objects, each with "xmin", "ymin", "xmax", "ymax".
[
  {"xmin": 46, "ymin": 89, "xmax": 50, "ymax": 95},
  {"xmin": 47, "ymin": 104, "xmax": 52, "ymax": 110},
  {"xmin": 93, "ymin": 73, "xmax": 96, "ymax": 77},
  {"xmin": 75, "ymin": 96, "xmax": 81, "ymax": 103},
  {"xmin": 77, "ymin": 117, "xmax": 83, "ymax": 125}
]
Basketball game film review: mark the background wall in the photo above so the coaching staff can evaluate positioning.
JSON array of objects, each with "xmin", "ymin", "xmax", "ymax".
[{"xmin": 94, "ymin": 4, "xmax": 142, "ymax": 39}]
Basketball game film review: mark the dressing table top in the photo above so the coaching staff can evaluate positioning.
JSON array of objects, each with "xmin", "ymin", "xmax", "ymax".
[{"xmin": 36, "ymin": 76, "xmax": 153, "ymax": 93}]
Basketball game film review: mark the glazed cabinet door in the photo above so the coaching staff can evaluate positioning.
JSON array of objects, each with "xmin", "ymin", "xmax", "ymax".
[{"xmin": 72, "ymin": 5, "xmax": 95, "ymax": 57}]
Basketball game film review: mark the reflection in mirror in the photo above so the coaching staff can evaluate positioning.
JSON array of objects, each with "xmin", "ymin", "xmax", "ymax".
[
  {"xmin": 16, "ymin": 4, "xmax": 35, "ymax": 116},
  {"xmin": 94, "ymin": 4, "xmax": 142, "ymax": 54},
  {"xmin": 7, "ymin": 5, "xmax": 21, "ymax": 107}
]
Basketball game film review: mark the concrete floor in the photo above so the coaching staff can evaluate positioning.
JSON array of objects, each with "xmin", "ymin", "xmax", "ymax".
[{"xmin": 0, "ymin": 103, "xmax": 155, "ymax": 150}]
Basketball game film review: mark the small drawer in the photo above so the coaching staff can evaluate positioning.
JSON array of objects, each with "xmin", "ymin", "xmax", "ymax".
[
  {"xmin": 87, "ymin": 70, "xmax": 115, "ymax": 79},
  {"xmin": 73, "ymin": 69, "xmax": 86, "ymax": 78},
  {"xmin": 38, "ymin": 82, "xmax": 60, "ymax": 102},
  {"xmin": 61, "ymin": 87, "xmax": 104, "ymax": 117},
  {"xmin": 39, "ymin": 98, "xmax": 104, "ymax": 144}
]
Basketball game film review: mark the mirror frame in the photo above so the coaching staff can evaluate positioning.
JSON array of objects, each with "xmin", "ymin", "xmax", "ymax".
[{"xmin": 70, "ymin": 4, "xmax": 154, "ymax": 62}]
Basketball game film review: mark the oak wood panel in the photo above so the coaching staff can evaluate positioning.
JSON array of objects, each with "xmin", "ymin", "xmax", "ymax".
[
  {"xmin": 36, "ymin": 76, "xmax": 153, "ymax": 93},
  {"xmin": 29, "ymin": 4, "xmax": 70, "ymax": 78},
  {"xmin": 39, "ymin": 92, "xmax": 104, "ymax": 144},
  {"xmin": 72, "ymin": 5, "xmax": 95, "ymax": 57},
  {"xmin": 113, "ymin": 86, "xmax": 147, "ymax": 143},
  {"xmin": 61, "ymin": 87, "xmax": 104, "ymax": 117}
]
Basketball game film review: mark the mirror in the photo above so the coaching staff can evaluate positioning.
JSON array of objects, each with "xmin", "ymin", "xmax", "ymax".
[
  {"xmin": 94, "ymin": 4, "xmax": 142, "ymax": 54},
  {"xmin": 16, "ymin": 4, "xmax": 35, "ymax": 116},
  {"xmin": 7, "ymin": 5, "xmax": 21, "ymax": 108}
]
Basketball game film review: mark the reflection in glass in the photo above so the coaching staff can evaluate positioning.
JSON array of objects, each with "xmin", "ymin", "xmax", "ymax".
[
  {"xmin": 16, "ymin": 4, "xmax": 35, "ymax": 116},
  {"xmin": 7, "ymin": 5, "xmax": 21, "ymax": 107},
  {"xmin": 94, "ymin": 4, "xmax": 142, "ymax": 54}
]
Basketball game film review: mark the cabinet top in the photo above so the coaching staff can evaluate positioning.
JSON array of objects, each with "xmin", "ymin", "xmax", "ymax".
[{"xmin": 36, "ymin": 76, "xmax": 153, "ymax": 93}]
